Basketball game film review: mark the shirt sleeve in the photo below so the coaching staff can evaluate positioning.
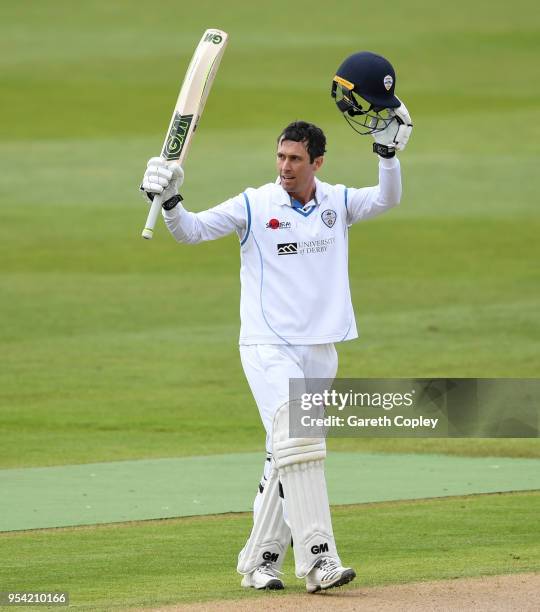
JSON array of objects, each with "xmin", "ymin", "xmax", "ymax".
[
  {"xmin": 346, "ymin": 157, "xmax": 402, "ymax": 225},
  {"xmin": 161, "ymin": 194, "xmax": 248, "ymax": 244}
]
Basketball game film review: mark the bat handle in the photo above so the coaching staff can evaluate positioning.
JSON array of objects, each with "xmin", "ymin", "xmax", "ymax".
[{"xmin": 141, "ymin": 193, "xmax": 164, "ymax": 239}]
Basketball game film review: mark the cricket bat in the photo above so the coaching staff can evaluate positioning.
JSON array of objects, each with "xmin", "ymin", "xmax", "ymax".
[{"xmin": 141, "ymin": 29, "xmax": 228, "ymax": 239}]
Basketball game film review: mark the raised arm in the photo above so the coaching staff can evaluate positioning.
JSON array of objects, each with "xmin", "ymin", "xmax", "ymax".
[
  {"xmin": 345, "ymin": 96, "xmax": 412, "ymax": 224},
  {"xmin": 162, "ymin": 196, "xmax": 247, "ymax": 244},
  {"xmin": 140, "ymin": 157, "xmax": 247, "ymax": 243},
  {"xmin": 346, "ymin": 156, "xmax": 402, "ymax": 225}
]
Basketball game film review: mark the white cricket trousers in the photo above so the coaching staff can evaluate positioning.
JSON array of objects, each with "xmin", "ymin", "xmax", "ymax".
[
  {"xmin": 240, "ymin": 343, "xmax": 338, "ymax": 453},
  {"xmin": 240, "ymin": 343, "xmax": 338, "ymax": 517}
]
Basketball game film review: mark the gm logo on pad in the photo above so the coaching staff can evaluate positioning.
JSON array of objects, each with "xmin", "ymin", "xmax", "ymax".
[{"xmin": 277, "ymin": 242, "xmax": 297, "ymax": 255}]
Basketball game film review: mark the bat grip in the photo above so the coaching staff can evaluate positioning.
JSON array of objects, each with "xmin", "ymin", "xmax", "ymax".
[{"xmin": 141, "ymin": 193, "xmax": 164, "ymax": 239}]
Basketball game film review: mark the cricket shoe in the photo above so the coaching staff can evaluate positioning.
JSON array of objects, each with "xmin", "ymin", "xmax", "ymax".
[
  {"xmin": 305, "ymin": 556, "xmax": 356, "ymax": 593},
  {"xmin": 241, "ymin": 562, "xmax": 284, "ymax": 590}
]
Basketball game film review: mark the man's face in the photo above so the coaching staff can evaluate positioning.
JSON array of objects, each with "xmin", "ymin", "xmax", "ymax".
[{"xmin": 276, "ymin": 139, "xmax": 323, "ymax": 196}]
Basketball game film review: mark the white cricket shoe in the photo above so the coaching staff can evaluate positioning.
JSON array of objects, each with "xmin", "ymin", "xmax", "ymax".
[
  {"xmin": 305, "ymin": 556, "xmax": 356, "ymax": 593},
  {"xmin": 241, "ymin": 562, "xmax": 284, "ymax": 590}
]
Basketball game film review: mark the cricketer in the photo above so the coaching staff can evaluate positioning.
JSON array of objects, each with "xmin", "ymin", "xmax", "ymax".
[{"xmin": 140, "ymin": 51, "xmax": 412, "ymax": 592}]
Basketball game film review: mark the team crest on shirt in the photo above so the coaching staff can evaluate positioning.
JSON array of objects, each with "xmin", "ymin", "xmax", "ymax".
[{"xmin": 321, "ymin": 209, "xmax": 337, "ymax": 228}]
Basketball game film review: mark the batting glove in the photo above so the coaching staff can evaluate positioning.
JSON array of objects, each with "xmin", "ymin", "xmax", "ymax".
[
  {"xmin": 371, "ymin": 98, "xmax": 413, "ymax": 158},
  {"xmin": 140, "ymin": 157, "xmax": 184, "ymax": 209}
]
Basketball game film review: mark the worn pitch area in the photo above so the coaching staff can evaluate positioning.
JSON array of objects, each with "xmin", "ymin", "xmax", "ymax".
[{"xmin": 148, "ymin": 573, "xmax": 540, "ymax": 612}]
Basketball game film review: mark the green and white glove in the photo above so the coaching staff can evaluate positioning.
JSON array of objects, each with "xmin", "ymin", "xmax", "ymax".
[
  {"xmin": 140, "ymin": 157, "xmax": 184, "ymax": 210},
  {"xmin": 371, "ymin": 98, "xmax": 413, "ymax": 158}
]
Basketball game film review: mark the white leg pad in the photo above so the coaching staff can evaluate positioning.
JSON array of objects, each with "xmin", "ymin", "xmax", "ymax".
[
  {"xmin": 273, "ymin": 401, "xmax": 340, "ymax": 578},
  {"xmin": 237, "ymin": 459, "xmax": 291, "ymax": 575}
]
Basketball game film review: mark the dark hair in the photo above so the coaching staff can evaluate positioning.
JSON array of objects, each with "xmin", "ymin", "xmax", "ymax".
[{"xmin": 277, "ymin": 121, "xmax": 326, "ymax": 163}]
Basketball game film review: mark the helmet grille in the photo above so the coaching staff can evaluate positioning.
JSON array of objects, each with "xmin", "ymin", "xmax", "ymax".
[{"xmin": 331, "ymin": 80, "xmax": 396, "ymax": 136}]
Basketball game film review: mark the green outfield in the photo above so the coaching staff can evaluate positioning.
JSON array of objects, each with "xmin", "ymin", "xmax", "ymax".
[
  {"xmin": 0, "ymin": 0, "xmax": 539, "ymax": 609},
  {"xmin": 1, "ymin": 493, "xmax": 539, "ymax": 611}
]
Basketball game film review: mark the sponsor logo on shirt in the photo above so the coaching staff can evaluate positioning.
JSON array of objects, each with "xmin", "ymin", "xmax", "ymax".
[
  {"xmin": 277, "ymin": 238, "xmax": 335, "ymax": 256},
  {"xmin": 321, "ymin": 209, "xmax": 337, "ymax": 228},
  {"xmin": 266, "ymin": 218, "xmax": 292, "ymax": 230},
  {"xmin": 277, "ymin": 242, "xmax": 298, "ymax": 255}
]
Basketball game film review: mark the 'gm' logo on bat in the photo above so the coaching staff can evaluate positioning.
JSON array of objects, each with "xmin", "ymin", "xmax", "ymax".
[
  {"xmin": 163, "ymin": 113, "xmax": 193, "ymax": 160},
  {"xmin": 277, "ymin": 242, "xmax": 298, "ymax": 255},
  {"xmin": 204, "ymin": 32, "xmax": 223, "ymax": 44}
]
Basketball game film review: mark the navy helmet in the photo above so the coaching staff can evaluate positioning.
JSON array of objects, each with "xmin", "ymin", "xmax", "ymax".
[{"xmin": 331, "ymin": 51, "xmax": 400, "ymax": 135}]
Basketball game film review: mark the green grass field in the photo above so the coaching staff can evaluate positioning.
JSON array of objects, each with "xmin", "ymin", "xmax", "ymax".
[
  {"xmin": 0, "ymin": 0, "xmax": 539, "ymax": 608},
  {"xmin": 1, "ymin": 493, "xmax": 539, "ymax": 611}
]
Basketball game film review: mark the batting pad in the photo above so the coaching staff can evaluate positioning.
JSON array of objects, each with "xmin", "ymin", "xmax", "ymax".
[
  {"xmin": 237, "ymin": 457, "xmax": 291, "ymax": 575},
  {"xmin": 273, "ymin": 401, "xmax": 341, "ymax": 578}
]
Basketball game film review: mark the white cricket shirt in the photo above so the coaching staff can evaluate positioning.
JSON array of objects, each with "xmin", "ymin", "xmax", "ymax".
[{"xmin": 162, "ymin": 157, "xmax": 401, "ymax": 345}]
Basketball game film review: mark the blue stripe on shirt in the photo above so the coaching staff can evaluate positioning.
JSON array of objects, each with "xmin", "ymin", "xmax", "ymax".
[{"xmin": 240, "ymin": 192, "xmax": 252, "ymax": 246}]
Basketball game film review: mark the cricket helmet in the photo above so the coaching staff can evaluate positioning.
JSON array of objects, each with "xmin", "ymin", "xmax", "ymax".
[{"xmin": 331, "ymin": 51, "xmax": 400, "ymax": 135}]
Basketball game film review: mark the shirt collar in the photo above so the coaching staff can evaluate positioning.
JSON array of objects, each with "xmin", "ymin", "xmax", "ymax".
[{"xmin": 273, "ymin": 177, "xmax": 329, "ymax": 207}]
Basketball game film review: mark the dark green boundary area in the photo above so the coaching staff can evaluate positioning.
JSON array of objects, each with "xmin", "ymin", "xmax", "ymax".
[
  {"xmin": 1, "ymin": 452, "xmax": 539, "ymax": 531},
  {"xmin": 0, "ymin": 492, "xmax": 538, "ymax": 611}
]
